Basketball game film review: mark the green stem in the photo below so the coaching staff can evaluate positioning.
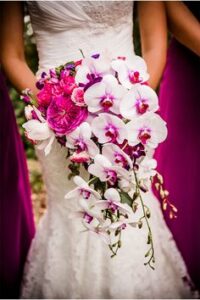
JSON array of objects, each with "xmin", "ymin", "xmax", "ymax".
[
  {"xmin": 87, "ymin": 176, "xmax": 98, "ymax": 185},
  {"xmin": 79, "ymin": 49, "xmax": 85, "ymax": 58},
  {"xmin": 133, "ymin": 170, "xmax": 155, "ymax": 270}
]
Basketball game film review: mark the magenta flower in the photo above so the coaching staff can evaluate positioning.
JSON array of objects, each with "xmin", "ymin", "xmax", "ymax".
[
  {"xmin": 37, "ymin": 83, "xmax": 53, "ymax": 107},
  {"xmin": 60, "ymin": 74, "xmax": 76, "ymax": 96},
  {"xmin": 47, "ymin": 95, "xmax": 88, "ymax": 135}
]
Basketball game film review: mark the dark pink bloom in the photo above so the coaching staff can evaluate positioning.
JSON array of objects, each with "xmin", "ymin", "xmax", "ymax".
[
  {"xmin": 47, "ymin": 95, "xmax": 88, "ymax": 135},
  {"xmin": 60, "ymin": 71, "xmax": 76, "ymax": 96},
  {"xmin": 37, "ymin": 83, "xmax": 53, "ymax": 107}
]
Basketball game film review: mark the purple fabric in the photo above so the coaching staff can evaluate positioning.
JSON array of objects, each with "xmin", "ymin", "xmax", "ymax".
[
  {"xmin": 155, "ymin": 39, "xmax": 200, "ymax": 290},
  {"xmin": 0, "ymin": 71, "xmax": 35, "ymax": 298}
]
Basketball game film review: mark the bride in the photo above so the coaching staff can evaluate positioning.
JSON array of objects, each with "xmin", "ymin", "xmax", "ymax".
[{"xmin": 1, "ymin": 1, "xmax": 195, "ymax": 298}]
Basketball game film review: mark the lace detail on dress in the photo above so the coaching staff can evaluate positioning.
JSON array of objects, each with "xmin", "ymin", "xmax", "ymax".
[
  {"xmin": 27, "ymin": 1, "xmax": 135, "ymax": 74},
  {"xmin": 82, "ymin": 2, "xmax": 132, "ymax": 25}
]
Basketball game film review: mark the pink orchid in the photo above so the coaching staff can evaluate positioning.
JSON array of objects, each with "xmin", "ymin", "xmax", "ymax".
[
  {"xmin": 95, "ymin": 188, "xmax": 132, "ymax": 215},
  {"xmin": 88, "ymin": 154, "xmax": 130, "ymax": 186},
  {"xmin": 65, "ymin": 176, "xmax": 101, "ymax": 202},
  {"xmin": 70, "ymin": 198, "xmax": 105, "ymax": 231},
  {"xmin": 102, "ymin": 143, "xmax": 133, "ymax": 169},
  {"xmin": 91, "ymin": 113, "xmax": 127, "ymax": 144},
  {"xmin": 84, "ymin": 75, "xmax": 125, "ymax": 114},
  {"xmin": 66, "ymin": 122, "xmax": 99, "ymax": 160},
  {"xmin": 111, "ymin": 56, "xmax": 149, "ymax": 89},
  {"xmin": 120, "ymin": 84, "xmax": 159, "ymax": 120},
  {"xmin": 75, "ymin": 55, "xmax": 112, "ymax": 87},
  {"xmin": 126, "ymin": 113, "xmax": 167, "ymax": 148}
]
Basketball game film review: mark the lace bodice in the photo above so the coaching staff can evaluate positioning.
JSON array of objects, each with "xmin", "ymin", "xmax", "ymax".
[{"xmin": 27, "ymin": 1, "xmax": 134, "ymax": 75}]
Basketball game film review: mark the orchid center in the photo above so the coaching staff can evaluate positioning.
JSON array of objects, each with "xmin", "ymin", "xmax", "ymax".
[
  {"xmin": 100, "ymin": 94, "xmax": 114, "ymax": 110},
  {"xmin": 105, "ymin": 124, "xmax": 118, "ymax": 142},
  {"xmin": 80, "ymin": 189, "xmax": 91, "ymax": 199},
  {"xmin": 114, "ymin": 152, "xmax": 128, "ymax": 168},
  {"xmin": 120, "ymin": 223, "xmax": 127, "ymax": 230},
  {"xmin": 105, "ymin": 169, "xmax": 117, "ymax": 185},
  {"xmin": 74, "ymin": 139, "xmax": 87, "ymax": 152},
  {"xmin": 129, "ymin": 71, "xmax": 141, "ymax": 84},
  {"xmin": 107, "ymin": 200, "xmax": 118, "ymax": 213},
  {"xmin": 138, "ymin": 127, "xmax": 151, "ymax": 145},
  {"xmin": 135, "ymin": 98, "xmax": 149, "ymax": 114},
  {"xmin": 83, "ymin": 212, "xmax": 93, "ymax": 224}
]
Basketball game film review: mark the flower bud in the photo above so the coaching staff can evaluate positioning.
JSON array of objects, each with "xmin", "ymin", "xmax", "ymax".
[{"xmin": 24, "ymin": 105, "xmax": 34, "ymax": 120}]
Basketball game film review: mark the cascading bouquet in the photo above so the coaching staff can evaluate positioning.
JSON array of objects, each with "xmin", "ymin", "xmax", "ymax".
[{"xmin": 21, "ymin": 52, "xmax": 170, "ymax": 269}]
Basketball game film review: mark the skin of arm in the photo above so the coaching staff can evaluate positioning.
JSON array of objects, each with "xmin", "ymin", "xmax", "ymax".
[
  {"xmin": 165, "ymin": 1, "xmax": 200, "ymax": 56},
  {"xmin": 1, "ymin": 2, "xmax": 38, "ymax": 95},
  {"xmin": 138, "ymin": 1, "xmax": 167, "ymax": 90}
]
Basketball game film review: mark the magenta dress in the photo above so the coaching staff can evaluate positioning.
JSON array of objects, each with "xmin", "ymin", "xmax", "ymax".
[
  {"xmin": 155, "ymin": 2, "xmax": 200, "ymax": 290},
  {"xmin": 0, "ymin": 70, "xmax": 35, "ymax": 298}
]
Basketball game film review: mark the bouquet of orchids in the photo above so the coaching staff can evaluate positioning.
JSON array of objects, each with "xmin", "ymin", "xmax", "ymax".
[{"xmin": 22, "ymin": 52, "xmax": 168, "ymax": 269}]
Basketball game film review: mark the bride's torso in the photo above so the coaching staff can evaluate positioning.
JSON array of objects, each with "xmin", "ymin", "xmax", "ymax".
[
  {"xmin": 27, "ymin": 1, "xmax": 135, "ymax": 207},
  {"xmin": 27, "ymin": 1, "xmax": 134, "ymax": 75}
]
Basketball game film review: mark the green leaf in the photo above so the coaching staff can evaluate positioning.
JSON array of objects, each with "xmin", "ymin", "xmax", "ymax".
[{"xmin": 119, "ymin": 191, "xmax": 133, "ymax": 207}]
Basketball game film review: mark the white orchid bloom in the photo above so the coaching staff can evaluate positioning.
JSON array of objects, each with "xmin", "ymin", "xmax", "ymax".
[
  {"xmin": 118, "ymin": 170, "xmax": 136, "ymax": 193},
  {"xmin": 66, "ymin": 122, "xmax": 99, "ymax": 159},
  {"xmin": 108, "ymin": 209, "xmax": 138, "ymax": 230},
  {"xmin": 75, "ymin": 54, "xmax": 112, "ymax": 86},
  {"xmin": 111, "ymin": 56, "xmax": 149, "ymax": 89},
  {"xmin": 126, "ymin": 113, "xmax": 167, "ymax": 148},
  {"xmin": 84, "ymin": 74, "xmax": 125, "ymax": 114},
  {"xmin": 102, "ymin": 143, "xmax": 133, "ymax": 169},
  {"xmin": 95, "ymin": 188, "xmax": 132, "ymax": 215},
  {"xmin": 22, "ymin": 119, "xmax": 55, "ymax": 156},
  {"xmin": 65, "ymin": 175, "xmax": 101, "ymax": 202},
  {"xmin": 91, "ymin": 113, "xmax": 127, "ymax": 144},
  {"xmin": 70, "ymin": 198, "xmax": 104, "ymax": 232},
  {"xmin": 24, "ymin": 105, "xmax": 34, "ymax": 120},
  {"xmin": 88, "ymin": 154, "xmax": 130, "ymax": 186},
  {"xmin": 137, "ymin": 156, "xmax": 157, "ymax": 180},
  {"xmin": 83, "ymin": 221, "xmax": 111, "ymax": 245},
  {"xmin": 120, "ymin": 84, "xmax": 159, "ymax": 120}
]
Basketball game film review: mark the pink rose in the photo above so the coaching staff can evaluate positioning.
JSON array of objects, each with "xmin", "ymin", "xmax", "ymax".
[
  {"xmin": 60, "ymin": 70, "xmax": 76, "ymax": 95},
  {"xmin": 37, "ymin": 83, "xmax": 52, "ymax": 107},
  {"xmin": 71, "ymin": 87, "xmax": 85, "ymax": 107},
  {"xmin": 37, "ymin": 81, "xmax": 64, "ymax": 108},
  {"xmin": 47, "ymin": 95, "xmax": 88, "ymax": 136}
]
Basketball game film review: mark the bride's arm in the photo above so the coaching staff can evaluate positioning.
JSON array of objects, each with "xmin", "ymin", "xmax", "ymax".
[
  {"xmin": 0, "ymin": 2, "xmax": 38, "ymax": 95},
  {"xmin": 165, "ymin": 1, "xmax": 200, "ymax": 56},
  {"xmin": 137, "ymin": 1, "xmax": 167, "ymax": 89}
]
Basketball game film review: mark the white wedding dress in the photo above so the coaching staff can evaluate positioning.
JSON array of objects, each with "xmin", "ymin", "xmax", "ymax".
[{"xmin": 22, "ymin": 1, "xmax": 194, "ymax": 299}]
